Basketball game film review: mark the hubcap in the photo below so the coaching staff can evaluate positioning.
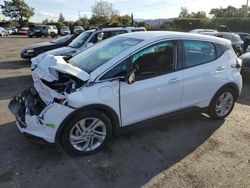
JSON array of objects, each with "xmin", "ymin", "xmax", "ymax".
[
  {"xmin": 69, "ymin": 118, "xmax": 106, "ymax": 152},
  {"xmin": 215, "ymin": 92, "xmax": 234, "ymax": 117}
]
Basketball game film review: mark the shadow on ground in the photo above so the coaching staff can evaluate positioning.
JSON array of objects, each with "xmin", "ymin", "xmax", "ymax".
[
  {"xmin": 0, "ymin": 113, "xmax": 224, "ymax": 188},
  {"xmin": 0, "ymin": 60, "xmax": 30, "ymax": 70},
  {"xmin": 0, "ymin": 75, "xmax": 32, "ymax": 100}
]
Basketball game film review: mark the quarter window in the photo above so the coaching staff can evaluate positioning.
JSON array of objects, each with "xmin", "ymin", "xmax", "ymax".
[
  {"xmin": 183, "ymin": 40, "xmax": 216, "ymax": 68},
  {"xmin": 132, "ymin": 41, "xmax": 177, "ymax": 80},
  {"xmin": 90, "ymin": 30, "xmax": 128, "ymax": 44}
]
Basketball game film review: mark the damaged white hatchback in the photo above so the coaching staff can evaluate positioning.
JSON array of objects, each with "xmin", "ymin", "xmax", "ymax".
[{"xmin": 9, "ymin": 31, "xmax": 242, "ymax": 155}]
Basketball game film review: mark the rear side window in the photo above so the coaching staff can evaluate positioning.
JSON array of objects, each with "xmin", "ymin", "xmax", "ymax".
[
  {"xmin": 183, "ymin": 40, "xmax": 216, "ymax": 68},
  {"xmin": 91, "ymin": 30, "xmax": 128, "ymax": 44}
]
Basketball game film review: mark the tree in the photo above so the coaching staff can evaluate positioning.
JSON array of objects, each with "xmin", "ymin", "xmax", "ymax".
[
  {"xmin": 209, "ymin": 5, "xmax": 247, "ymax": 18},
  {"xmin": 179, "ymin": 7, "xmax": 190, "ymax": 18},
  {"xmin": 42, "ymin": 18, "xmax": 49, "ymax": 25},
  {"xmin": 92, "ymin": 0, "xmax": 118, "ymax": 19},
  {"xmin": 58, "ymin": 12, "xmax": 65, "ymax": 23},
  {"xmin": 191, "ymin": 11, "xmax": 207, "ymax": 18},
  {"xmin": 0, "ymin": 0, "xmax": 34, "ymax": 26},
  {"xmin": 77, "ymin": 16, "xmax": 89, "ymax": 27}
]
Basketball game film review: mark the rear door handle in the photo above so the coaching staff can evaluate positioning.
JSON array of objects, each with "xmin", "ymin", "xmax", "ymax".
[
  {"xmin": 216, "ymin": 66, "xmax": 225, "ymax": 71},
  {"xmin": 168, "ymin": 78, "xmax": 181, "ymax": 83}
]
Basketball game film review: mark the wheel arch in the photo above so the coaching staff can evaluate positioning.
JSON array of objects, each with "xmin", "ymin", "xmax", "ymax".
[
  {"xmin": 55, "ymin": 104, "xmax": 120, "ymax": 142},
  {"xmin": 209, "ymin": 82, "xmax": 240, "ymax": 106}
]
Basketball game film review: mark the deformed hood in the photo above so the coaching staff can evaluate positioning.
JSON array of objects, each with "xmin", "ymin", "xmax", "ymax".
[{"xmin": 31, "ymin": 54, "xmax": 90, "ymax": 82}]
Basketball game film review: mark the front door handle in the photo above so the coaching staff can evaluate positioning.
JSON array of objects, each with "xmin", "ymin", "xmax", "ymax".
[
  {"xmin": 216, "ymin": 66, "xmax": 225, "ymax": 71},
  {"xmin": 168, "ymin": 78, "xmax": 181, "ymax": 83}
]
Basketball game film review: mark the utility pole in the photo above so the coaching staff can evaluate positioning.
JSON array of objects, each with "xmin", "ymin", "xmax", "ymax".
[
  {"xmin": 78, "ymin": 10, "xmax": 81, "ymax": 19},
  {"xmin": 131, "ymin": 12, "xmax": 134, "ymax": 26}
]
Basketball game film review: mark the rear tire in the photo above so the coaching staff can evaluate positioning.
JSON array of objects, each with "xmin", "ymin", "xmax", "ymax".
[
  {"xmin": 209, "ymin": 87, "xmax": 236, "ymax": 119},
  {"xmin": 61, "ymin": 110, "xmax": 112, "ymax": 155}
]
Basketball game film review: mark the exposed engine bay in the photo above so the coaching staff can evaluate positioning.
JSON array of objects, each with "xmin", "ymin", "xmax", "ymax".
[{"xmin": 31, "ymin": 54, "xmax": 90, "ymax": 104}]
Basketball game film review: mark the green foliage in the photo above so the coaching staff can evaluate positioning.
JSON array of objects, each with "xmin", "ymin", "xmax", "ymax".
[
  {"xmin": 0, "ymin": 0, "xmax": 34, "ymax": 26},
  {"xmin": 91, "ymin": 0, "xmax": 118, "ymax": 19},
  {"xmin": 42, "ymin": 18, "xmax": 49, "ymax": 25},
  {"xmin": 172, "ymin": 18, "xmax": 212, "ymax": 32},
  {"xmin": 212, "ymin": 17, "xmax": 250, "ymax": 33},
  {"xmin": 179, "ymin": 7, "xmax": 207, "ymax": 19},
  {"xmin": 210, "ymin": 5, "xmax": 248, "ymax": 18},
  {"xmin": 58, "ymin": 13, "xmax": 65, "ymax": 23}
]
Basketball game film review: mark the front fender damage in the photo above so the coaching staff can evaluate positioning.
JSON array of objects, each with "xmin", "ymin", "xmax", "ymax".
[{"xmin": 8, "ymin": 54, "xmax": 90, "ymax": 143}]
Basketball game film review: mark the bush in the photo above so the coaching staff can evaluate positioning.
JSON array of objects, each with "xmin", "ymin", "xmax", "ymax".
[{"xmin": 172, "ymin": 18, "xmax": 212, "ymax": 32}]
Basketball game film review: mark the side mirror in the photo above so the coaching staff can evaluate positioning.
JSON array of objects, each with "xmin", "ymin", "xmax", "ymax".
[{"xmin": 126, "ymin": 70, "xmax": 136, "ymax": 84}]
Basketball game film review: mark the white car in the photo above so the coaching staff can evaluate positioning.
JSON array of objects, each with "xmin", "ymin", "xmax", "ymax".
[
  {"xmin": 38, "ymin": 27, "xmax": 146, "ymax": 59},
  {"xmin": 0, "ymin": 27, "xmax": 8, "ymax": 36},
  {"xmin": 190, "ymin": 29, "xmax": 217, "ymax": 34},
  {"xmin": 9, "ymin": 31, "xmax": 242, "ymax": 155},
  {"xmin": 73, "ymin": 26, "xmax": 84, "ymax": 35},
  {"xmin": 42, "ymin": 25, "xmax": 58, "ymax": 37}
]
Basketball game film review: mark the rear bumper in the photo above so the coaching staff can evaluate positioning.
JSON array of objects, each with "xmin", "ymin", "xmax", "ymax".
[{"xmin": 9, "ymin": 87, "xmax": 74, "ymax": 143}]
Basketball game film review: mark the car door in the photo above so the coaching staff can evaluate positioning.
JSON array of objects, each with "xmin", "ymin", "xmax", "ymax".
[
  {"xmin": 181, "ymin": 40, "xmax": 228, "ymax": 109},
  {"xmin": 119, "ymin": 41, "xmax": 184, "ymax": 126}
]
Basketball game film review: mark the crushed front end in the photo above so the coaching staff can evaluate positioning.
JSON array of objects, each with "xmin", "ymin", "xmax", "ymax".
[{"xmin": 8, "ymin": 55, "xmax": 89, "ymax": 143}]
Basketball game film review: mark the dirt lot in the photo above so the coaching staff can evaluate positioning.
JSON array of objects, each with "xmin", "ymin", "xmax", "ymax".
[{"xmin": 0, "ymin": 36, "xmax": 250, "ymax": 188}]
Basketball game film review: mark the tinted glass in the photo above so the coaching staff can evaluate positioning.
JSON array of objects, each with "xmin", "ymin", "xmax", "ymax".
[
  {"xmin": 183, "ymin": 40, "xmax": 216, "ymax": 68},
  {"xmin": 100, "ymin": 58, "xmax": 130, "ymax": 80},
  {"xmin": 68, "ymin": 31, "xmax": 93, "ymax": 48},
  {"xmin": 51, "ymin": 34, "xmax": 73, "ymax": 44},
  {"xmin": 70, "ymin": 37, "xmax": 143, "ymax": 73},
  {"xmin": 91, "ymin": 30, "xmax": 128, "ymax": 44},
  {"xmin": 132, "ymin": 41, "xmax": 176, "ymax": 80}
]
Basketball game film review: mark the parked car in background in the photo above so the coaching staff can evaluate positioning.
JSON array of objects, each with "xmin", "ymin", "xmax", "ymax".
[
  {"xmin": 21, "ymin": 34, "xmax": 79, "ymax": 60},
  {"xmin": 11, "ymin": 27, "xmax": 18, "ymax": 35},
  {"xmin": 4, "ymin": 28, "xmax": 13, "ymax": 35},
  {"xmin": 0, "ymin": 27, "xmax": 8, "ymax": 36},
  {"xmin": 190, "ymin": 29, "xmax": 217, "ymax": 34},
  {"xmin": 235, "ymin": 32, "xmax": 250, "ymax": 42},
  {"xmin": 201, "ymin": 32, "xmax": 244, "ymax": 56},
  {"xmin": 240, "ymin": 53, "xmax": 250, "ymax": 76},
  {"xmin": 42, "ymin": 25, "xmax": 58, "ymax": 37},
  {"xmin": 73, "ymin": 26, "xmax": 84, "ymax": 34},
  {"xmin": 60, "ymin": 26, "xmax": 71, "ymax": 36},
  {"xmin": 19, "ymin": 27, "xmax": 29, "ymax": 35},
  {"xmin": 9, "ymin": 31, "xmax": 242, "ymax": 155},
  {"xmin": 28, "ymin": 25, "xmax": 44, "ymax": 37},
  {"xmin": 41, "ymin": 27, "xmax": 146, "ymax": 59}
]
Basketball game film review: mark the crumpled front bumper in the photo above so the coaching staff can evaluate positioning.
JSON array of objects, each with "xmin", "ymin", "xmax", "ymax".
[{"xmin": 8, "ymin": 87, "xmax": 74, "ymax": 143}]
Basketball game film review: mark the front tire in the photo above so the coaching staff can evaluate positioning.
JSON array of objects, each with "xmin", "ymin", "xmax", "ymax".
[
  {"xmin": 61, "ymin": 110, "xmax": 112, "ymax": 155},
  {"xmin": 209, "ymin": 88, "xmax": 236, "ymax": 119}
]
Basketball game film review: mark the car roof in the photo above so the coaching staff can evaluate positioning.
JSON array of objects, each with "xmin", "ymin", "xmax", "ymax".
[
  {"xmin": 120, "ymin": 31, "xmax": 230, "ymax": 44},
  {"xmin": 86, "ymin": 27, "xmax": 145, "ymax": 32}
]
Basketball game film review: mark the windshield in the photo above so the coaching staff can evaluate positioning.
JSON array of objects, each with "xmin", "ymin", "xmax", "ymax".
[
  {"xmin": 69, "ymin": 31, "xmax": 92, "ymax": 48},
  {"xmin": 70, "ymin": 37, "xmax": 143, "ymax": 73},
  {"xmin": 51, "ymin": 34, "xmax": 73, "ymax": 44}
]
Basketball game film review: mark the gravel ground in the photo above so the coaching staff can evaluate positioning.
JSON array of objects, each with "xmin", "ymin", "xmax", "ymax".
[{"xmin": 0, "ymin": 36, "xmax": 250, "ymax": 188}]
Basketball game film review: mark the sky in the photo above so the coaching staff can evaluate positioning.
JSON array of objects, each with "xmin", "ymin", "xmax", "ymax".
[{"xmin": 0, "ymin": 0, "xmax": 248, "ymax": 22}]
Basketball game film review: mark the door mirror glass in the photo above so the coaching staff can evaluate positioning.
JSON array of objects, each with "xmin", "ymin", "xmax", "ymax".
[{"xmin": 126, "ymin": 70, "xmax": 136, "ymax": 84}]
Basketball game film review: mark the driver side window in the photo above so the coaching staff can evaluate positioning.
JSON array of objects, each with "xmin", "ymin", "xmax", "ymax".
[{"xmin": 132, "ymin": 41, "xmax": 177, "ymax": 80}]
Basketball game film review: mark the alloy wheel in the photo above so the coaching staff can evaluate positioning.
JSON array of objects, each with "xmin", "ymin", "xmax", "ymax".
[
  {"xmin": 69, "ymin": 117, "xmax": 107, "ymax": 152},
  {"xmin": 215, "ymin": 92, "xmax": 234, "ymax": 117}
]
